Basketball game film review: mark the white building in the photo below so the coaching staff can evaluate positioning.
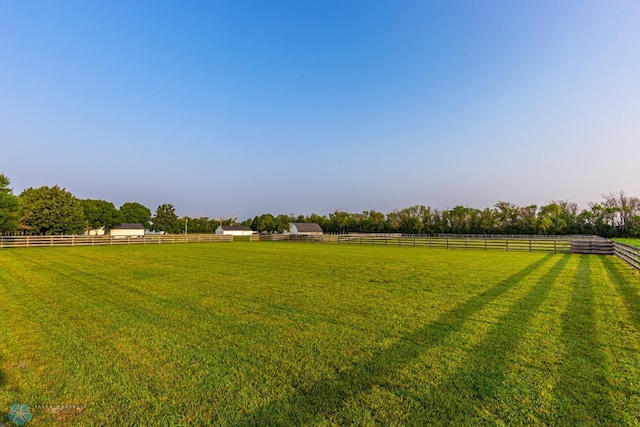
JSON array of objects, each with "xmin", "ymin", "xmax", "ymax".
[
  {"xmin": 215, "ymin": 225, "xmax": 255, "ymax": 236},
  {"xmin": 288, "ymin": 222, "xmax": 323, "ymax": 236},
  {"xmin": 86, "ymin": 226, "xmax": 106, "ymax": 236},
  {"xmin": 107, "ymin": 223, "xmax": 145, "ymax": 237}
]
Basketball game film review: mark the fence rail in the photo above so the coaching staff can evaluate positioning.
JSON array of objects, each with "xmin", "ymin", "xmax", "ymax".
[
  {"xmin": 570, "ymin": 240, "xmax": 614, "ymax": 255},
  {"xmin": 0, "ymin": 234, "xmax": 232, "ymax": 249},
  {"xmin": 430, "ymin": 233, "xmax": 607, "ymax": 240},
  {"xmin": 250, "ymin": 234, "xmax": 324, "ymax": 243},
  {"xmin": 335, "ymin": 235, "xmax": 574, "ymax": 253},
  {"xmin": 249, "ymin": 233, "xmax": 621, "ymax": 254},
  {"xmin": 5, "ymin": 233, "xmax": 637, "ymax": 271},
  {"xmin": 613, "ymin": 242, "xmax": 640, "ymax": 271}
]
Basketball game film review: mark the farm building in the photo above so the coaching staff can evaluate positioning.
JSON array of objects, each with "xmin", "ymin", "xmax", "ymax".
[
  {"xmin": 289, "ymin": 222, "xmax": 323, "ymax": 236},
  {"xmin": 215, "ymin": 225, "xmax": 255, "ymax": 236},
  {"xmin": 107, "ymin": 223, "xmax": 145, "ymax": 237},
  {"xmin": 86, "ymin": 226, "xmax": 106, "ymax": 236}
]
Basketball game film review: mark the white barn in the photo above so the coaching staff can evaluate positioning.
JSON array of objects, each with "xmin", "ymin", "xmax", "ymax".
[
  {"xmin": 107, "ymin": 223, "xmax": 145, "ymax": 237},
  {"xmin": 289, "ymin": 222, "xmax": 323, "ymax": 236},
  {"xmin": 215, "ymin": 225, "xmax": 255, "ymax": 236}
]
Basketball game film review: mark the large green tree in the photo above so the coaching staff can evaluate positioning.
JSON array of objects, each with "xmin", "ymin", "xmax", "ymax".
[
  {"xmin": 274, "ymin": 214, "xmax": 291, "ymax": 233},
  {"xmin": 538, "ymin": 201, "xmax": 578, "ymax": 235},
  {"xmin": 152, "ymin": 204, "xmax": 181, "ymax": 234},
  {"xmin": 81, "ymin": 199, "xmax": 123, "ymax": 231},
  {"xmin": 18, "ymin": 186, "xmax": 86, "ymax": 235},
  {"xmin": 120, "ymin": 202, "xmax": 152, "ymax": 229},
  {"xmin": 0, "ymin": 173, "xmax": 19, "ymax": 233},
  {"xmin": 253, "ymin": 213, "xmax": 276, "ymax": 233},
  {"xmin": 602, "ymin": 191, "xmax": 640, "ymax": 234}
]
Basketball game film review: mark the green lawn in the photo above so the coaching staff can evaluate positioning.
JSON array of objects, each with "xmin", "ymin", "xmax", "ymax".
[
  {"xmin": 614, "ymin": 238, "xmax": 640, "ymax": 247},
  {"xmin": 1, "ymin": 242, "xmax": 639, "ymax": 425}
]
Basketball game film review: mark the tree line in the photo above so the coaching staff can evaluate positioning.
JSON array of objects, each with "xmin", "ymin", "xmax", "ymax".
[
  {"xmin": 0, "ymin": 174, "xmax": 176, "ymax": 235},
  {"xmin": 1, "ymin": 173, "xmax": 639, "ymax": 237}
]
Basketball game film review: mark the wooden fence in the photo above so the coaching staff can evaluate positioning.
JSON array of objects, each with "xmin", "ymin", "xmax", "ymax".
[
  {"xmin": 249, "ymin": 233, "xmax": 620, "ymax": 254},
  {"xmin": 4, "ymin": 233, "xmax": 637, "ymax": 272},
  {"xmin": 430, "ymin": 233, "xmax": 605, "ymax": 241},
  {"xmin": 334, "ymin": 235, "xmax": 574, "ymax": 253},
  {"xmin": 570, "ymin": 239, "xmax": 614, "ymax": 255},
  {"xmin": 250, "ymin": 234, "xmax": 324, "ymax": 243},
  {"xmin": 613, "ymin": 241, "xmax": 640, "ymax": 271},
  {"xmin": 0, "ymin": 234, "xmax": 232, "ymax": 249}
]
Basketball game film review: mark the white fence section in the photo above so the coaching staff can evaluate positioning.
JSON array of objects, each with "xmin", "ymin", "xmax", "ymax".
[{"xmin": 0, "ymin": 234, "xmax": 233, "ymax": 249}]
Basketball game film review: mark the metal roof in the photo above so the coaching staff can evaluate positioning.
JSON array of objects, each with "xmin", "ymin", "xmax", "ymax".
[
  {"xmin": 112, "ymin": 223, "xmax": 145, "ymax": 230},
  {"xmin": 292, "ymin": 223, "xmax": 323, "ymax": 233}
]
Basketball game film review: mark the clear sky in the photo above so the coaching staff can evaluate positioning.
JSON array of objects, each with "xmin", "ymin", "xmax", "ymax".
[{"xmin": 1, "ymin": 1, "xmax": 639, "ymax": 220}]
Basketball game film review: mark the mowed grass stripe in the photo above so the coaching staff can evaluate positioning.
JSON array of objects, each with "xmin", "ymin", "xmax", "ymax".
[
  {"xmin": 597, "ymin": 256, "xmax": 640, "ymax": 422},
  {"xmin": 0, "ymin": 251, "xmax": 179, "ymax": 421},
  {"xmin": 343, "ymin": 254, "xmax": 571, "ymax": 426},
  {"xmin": 1, "ymin": 244, "xmax": 640, "ymax": 425},
  {"xmin": 551, "ymin": 256, "xmax": 617, "ymax": 423},
  {"xmin": 240, "ymin": 253, "xmax": 557, "ymax": 424},
  {"xmin": 589, "ymin": 256, "xmax": 640, "ymax": 423}
]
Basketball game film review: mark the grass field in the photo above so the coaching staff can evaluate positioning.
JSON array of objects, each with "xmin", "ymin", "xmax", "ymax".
[
  {"xmin": 1, "ymin": 242, "xmax": 640, "ymax": 425},
  {"xmin": 614, "ymin": 238, "xmax": 640, "ymax": 247}
]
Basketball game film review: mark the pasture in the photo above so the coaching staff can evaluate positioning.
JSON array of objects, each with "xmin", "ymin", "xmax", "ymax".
[
  {"xmin": 615, "ymin": 238, "xmax": 640, "ymax": 247},
  {"xmin": 1, "ymin": 242, "xmax": 640, "ymax": 425}
]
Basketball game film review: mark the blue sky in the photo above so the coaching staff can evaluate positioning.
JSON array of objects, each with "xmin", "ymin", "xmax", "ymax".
[{"xmin": 1, "ymin": 1, "xmax": 639, "ymax": 220}]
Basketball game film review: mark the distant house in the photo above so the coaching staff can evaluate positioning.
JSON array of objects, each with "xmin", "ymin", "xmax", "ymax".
[
  {"xmin": 86, "ymin": 226, "xmax": 106, "ymax": 236},
  {"xmin": 107, "ymin": 223, "xmax": 145, "ymax": 237},
  {"xmin": 215, "ymin": 225, "xmax": 255, "ymax": 236},
  {"xmin": 289, "ymin": 222, "xmax": 323, "ymax": 236}
]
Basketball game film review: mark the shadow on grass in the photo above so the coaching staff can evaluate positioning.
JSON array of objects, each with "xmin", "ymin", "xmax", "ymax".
[
  {"xmin": 242, "ymin": 254, "xmax": 555, "ymax": 426},
  {"xmin": 397, "ymin": 254, "xmax": 572, "ymax": 424},
  {"xmin": 601, "ymin": 256, "xmax": 640, "ymax": 333},
  {"xmin": 553, "ymin": 255, "xmax": 617, "ymax": 424}
]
